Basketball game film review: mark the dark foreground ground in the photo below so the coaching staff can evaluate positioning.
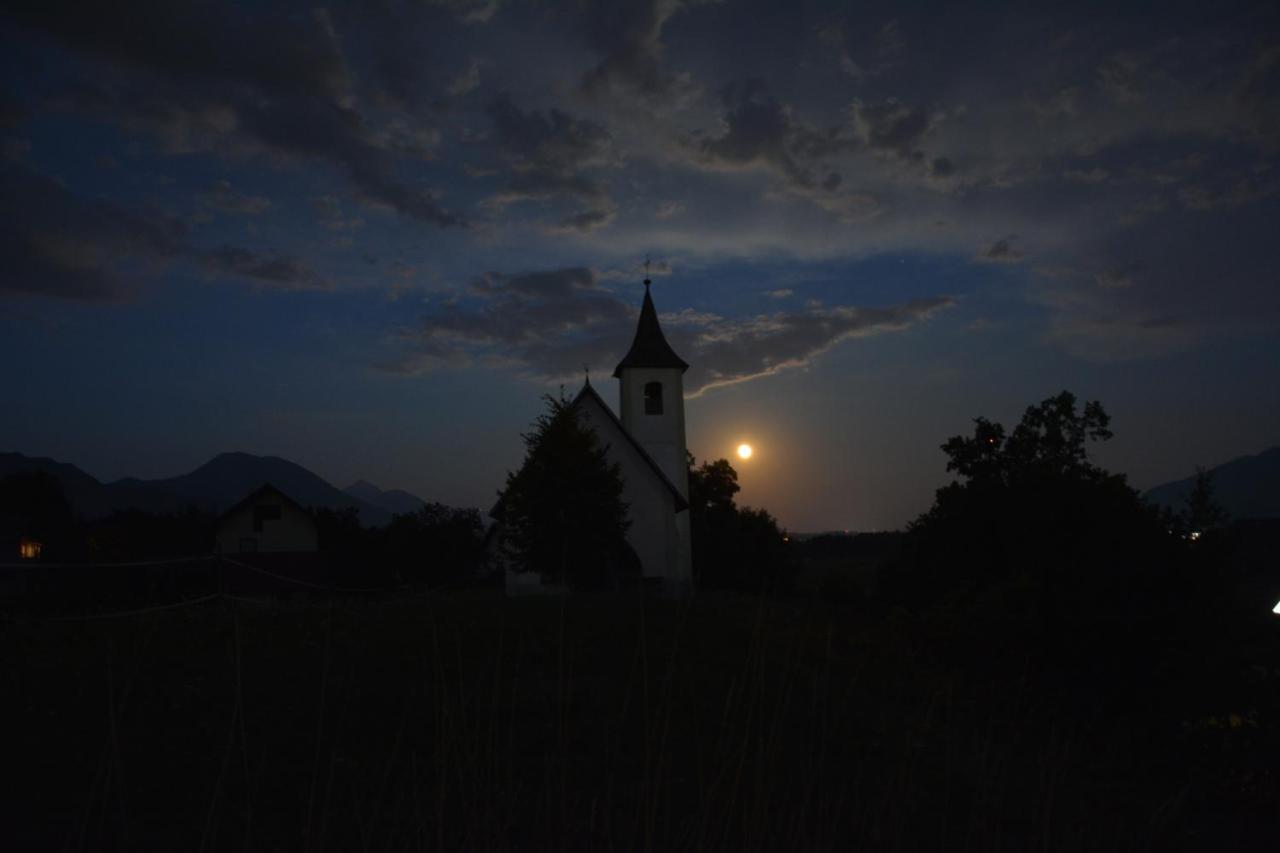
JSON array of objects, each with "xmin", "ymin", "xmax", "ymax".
[{"xmin": 4, "ymin": 589, "xmax": 1277, "ymax": 852}]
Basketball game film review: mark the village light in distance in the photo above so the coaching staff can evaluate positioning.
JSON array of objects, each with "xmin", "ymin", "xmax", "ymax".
[{"xmin": 737, "ymin": 443, "xmax": 753, "ymax": 460}]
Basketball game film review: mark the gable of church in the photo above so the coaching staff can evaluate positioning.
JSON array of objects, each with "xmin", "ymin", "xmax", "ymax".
[{"xmin": 572, "ymin": 384, "xmax": 687, "ymax": 513}]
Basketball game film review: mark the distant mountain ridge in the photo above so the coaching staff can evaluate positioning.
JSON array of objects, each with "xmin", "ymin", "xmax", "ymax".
[
  {"xmin": 1144, "ymin": 446, "xmax": 1280, "ymax": 520},
  {"xmin": 0, "ymin": 451, "xmax": 421, "ymax": 527},
  {"xmin": 343, "ymin": 480, "xmax": 427, "ymax": 516}
]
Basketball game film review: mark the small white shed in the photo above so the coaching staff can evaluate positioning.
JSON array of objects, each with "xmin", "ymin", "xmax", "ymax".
[{"xmin": 215, "ymin": 483, "xmax": 318, "ymax": 555}]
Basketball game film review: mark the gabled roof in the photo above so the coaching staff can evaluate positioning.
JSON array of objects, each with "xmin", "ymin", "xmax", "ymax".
[
  {"xmin": 613, "ymin": 282, "xmax": 689, "ymax": 377},
  {"xmin": 573, "ymin": 382, "xmax": 688, "ymax": 512},
  {"xmin": 217, "ymin": 482, "xmax": 313, "ymax": 522}
]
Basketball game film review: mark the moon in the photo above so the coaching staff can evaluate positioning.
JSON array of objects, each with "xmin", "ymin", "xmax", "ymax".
[{"xmin": 737, "ymin": 443, "xmax": 753, "ymax": 460}]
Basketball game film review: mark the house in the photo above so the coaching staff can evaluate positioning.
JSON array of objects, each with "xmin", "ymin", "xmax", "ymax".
[
  {"xmin": 498, "ymin": 277, "xmax": 693, "ymax": 595},
  {"xmin": 215, "ymin": 483, "xmax": 318, "ymax": 555}
]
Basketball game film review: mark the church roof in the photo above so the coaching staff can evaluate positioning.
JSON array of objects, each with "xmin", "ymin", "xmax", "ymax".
[
  {"xmin": 612, "ymin": 282, "xmax": 689, "ymax": 377},
  {"xmin": 572, "ymin": 383, "xmax": 689, "ymax": 512}
]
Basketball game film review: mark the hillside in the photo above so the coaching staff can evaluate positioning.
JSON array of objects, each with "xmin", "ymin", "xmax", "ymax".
[
  {"xmin": 0, "ymin": 451, "xmax": 392, "ymax": 526},
  {"xmin": 344, "ymin": 479, "xmax": 426, "ymax": 516},
  {"xmin": 1145, "ymin": 446, "xmax": 1280, "ymax": 520}
]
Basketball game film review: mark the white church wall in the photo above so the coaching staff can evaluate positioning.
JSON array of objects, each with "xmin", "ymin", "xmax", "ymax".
[
  {"xmin": 617, "ymin": 366, "xmax": 690, "ymax": 501},
  {"xmin": 575, "ymin": 393, "xmax": 680, "ymax": 583}
]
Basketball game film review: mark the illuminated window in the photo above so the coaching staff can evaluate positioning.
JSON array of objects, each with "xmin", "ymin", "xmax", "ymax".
[
  {"xmin": 18, "ymin": 538, "xmax": 42, "ymax": 560},
  {"xmin": 644, "ymin": 381, "xmax": 663, "ymax": 415}
]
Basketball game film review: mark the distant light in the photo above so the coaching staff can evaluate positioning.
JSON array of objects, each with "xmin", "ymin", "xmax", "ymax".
[
  {"xmin": 1273, "ymin": 599, "xmax": 1280, "ymax": 615},
  {"xmin": 737, "ymin": 443, "xmax": 753, "ymax": 460},
  {"xmin": 19, "ymin": 538, "xmax": 42, "ymax": 560},
  {"xmin": 1188, "ymin": 530, "xmax": 1202, "ymax": 542}
]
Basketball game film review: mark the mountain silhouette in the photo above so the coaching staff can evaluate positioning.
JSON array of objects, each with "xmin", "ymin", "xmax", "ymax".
[
  {"xmin": 1144, "ymin": 446, "xmax": 1280, "ymax": 520},
  {"xmin": 344, "ymin": 480, "xmax": 426, "ymax": 516},
  {"xmin": 0, "ymin": 451, "xmax": 393, "ymax": 526}
]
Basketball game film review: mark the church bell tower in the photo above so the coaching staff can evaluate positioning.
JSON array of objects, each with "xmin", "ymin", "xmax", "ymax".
[{"xmin": 614, "ymin": 276, "xmax": 692, "ymax": 589}]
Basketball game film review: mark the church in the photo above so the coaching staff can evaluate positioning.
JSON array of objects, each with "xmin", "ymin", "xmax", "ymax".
[{"xmin": 500, "ymin": 276, "xmax": 693, "ymax": 595}]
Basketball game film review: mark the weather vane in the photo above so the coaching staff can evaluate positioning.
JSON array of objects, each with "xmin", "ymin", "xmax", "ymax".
[{"xmin": 583, "ymin": 363, "xmax": 591, "ymax": 385}]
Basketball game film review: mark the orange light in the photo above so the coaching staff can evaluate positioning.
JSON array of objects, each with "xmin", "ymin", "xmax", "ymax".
[{"xmin": 19, "ymin": 538, "xmax": 42, "ymax": 560}]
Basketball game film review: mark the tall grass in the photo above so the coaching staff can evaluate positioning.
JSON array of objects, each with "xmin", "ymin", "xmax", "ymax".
[{"xmin": 3, "ymin": 589, "xmax": 1274, "ymax": 851}]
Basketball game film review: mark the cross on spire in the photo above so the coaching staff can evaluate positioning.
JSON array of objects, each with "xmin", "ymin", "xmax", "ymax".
[{"xmin": 643, "ymin": 256, "xmax": 651, "ymax": 287}]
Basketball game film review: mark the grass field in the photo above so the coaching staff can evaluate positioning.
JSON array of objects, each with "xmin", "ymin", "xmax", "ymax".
[{"xmin": 4, "ymin": 588, "xmax": 1277, "ymax": 851}]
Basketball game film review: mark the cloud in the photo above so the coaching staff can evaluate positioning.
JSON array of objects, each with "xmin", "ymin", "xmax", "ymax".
[
  {"xmin": 847, "ymin": 98, "xmax": 944, "ymax": 165},
  {"xmin": 197, "ymin": 246, "xmax": 329, "ymax": 291},
  {"xmin": 199, "ymin": 180, "xmax": 271, "ymax": 215},
  {"xmin": 689, "ymin": 79, "xmax": 881, "ymax": 219},
  {"xmin": 0, "ymin": 164, "xmax": 326, "ymax": 299},
  {"xmin": 312, "ymin": 195, "xmax": 365, "ymax": 231},
  {"xmin": 577, "ymin": 0, "xmax": 701, "ymax": 110},
  {"xmin": 426, "ymin": 0, "xmax": 501, "ymax": 25},
  {"xmin": 976, "ymin": 235, "xmax": 1023, "ymax": 263},
  {"xmin": 392, "ymin": 265, "xmax": 953, "ymax": 393},
  {"xmin": 686, "ymin": 297, "xmax": 954, "ymax": 394},
  {"xmin": 446, "ymin": 59, "xmax": 483, "ymax": 97},
  {"xmin": 20, "ymin": 1, "xmax": 464, "ymax": 228},
  {"xmin": 484, "ymin": 93, "xmax": 617, "ymax": 226}
]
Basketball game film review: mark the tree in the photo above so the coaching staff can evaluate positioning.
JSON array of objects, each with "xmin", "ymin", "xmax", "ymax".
[
  {"xmin": 383, "ymin": 503, "xmax": 484, "ymax": 586},
  {"xmin": 495, "ymin": 392, "xmax": 631, "ymax": 589},
  {"xmin": 892, "ymin": 391, "xmax": 1174, "ymax": 623},
  {"xmin": 687, "ymin": 454, "xmax": 791, "ymax": 592},
  {"xmin": 688, "ymin": 453, "xmax": 740, "ymax": 515},
  {"xmin": 1180, "ymin": 467, "xmax": 1228, "ymax": 538}
]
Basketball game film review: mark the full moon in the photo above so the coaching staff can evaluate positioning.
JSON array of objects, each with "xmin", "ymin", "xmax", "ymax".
[{"xmin": 737, "ymin": 443, "xmax": 753, "ymax": 460}]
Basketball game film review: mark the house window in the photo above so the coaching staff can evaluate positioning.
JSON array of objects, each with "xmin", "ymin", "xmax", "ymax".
[
  {"xmin": 644, "ymin": 381, "xmax": 663, "ymax": 415},
  {"xmin": 18, "ymin": 538, "xmax": 42, "ymax": 560},
  {"xmin": 253, "ymin": 504, "xmax": 282, "ymax": 532}
]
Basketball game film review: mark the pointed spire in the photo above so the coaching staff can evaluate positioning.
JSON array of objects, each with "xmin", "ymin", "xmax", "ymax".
[{"xmin": 613, "ymin": 278, "xmax": 689, "ymax": 377}]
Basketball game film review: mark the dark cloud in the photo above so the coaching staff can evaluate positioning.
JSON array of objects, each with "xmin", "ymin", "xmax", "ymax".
[
  {"xmin": 689, "ymin": 297, "xmax": 954, "ymax": 394},
  {"xmin": 17, "ymin": 1, "xmax": 463, "ymax": 228},
  {"xmin": 848, "ymin": 98, "xmax": 943, "ymax": 164},
  {"xmin": 698, "ymin": 79, "xmax": 820, "ymax": 188},
  {"xmin": 554, "ymin": 208, "xmax": 618, "ymax": 233},
  {"xmin": 197, "ymin": 246, "xmax": 328, "ymax": 291},
  {"xmin": 426, "ymin": 0, "xmax": 501, "ymax": 25},
  {"xmin": 394, "ymin": 266, "xmax": 953, "ymax": 393},
  {"xmin": 199, "ymin": 180, "xmax": 271, "ymax": 216},
  {"xmin": 577, "ymin": 0, "xmax": 700, "ymax": 108},
  {"xmin": 977, "ymin": 236, "xmax": 1023, "ymax": 263},
  {"xmin": 484, "ymin": 93, "xmax": 616, "ymax": 225},
  {"xmin": 691, "ymin": 80, "xmax": 882, "ymax": 219},
  {"xmin": 312, "ymin": 195, "xmax": 365, "ymax": 231},
  {"xmin": 0, "ymin": 165, "xmax": 325, "ymax": 300}
]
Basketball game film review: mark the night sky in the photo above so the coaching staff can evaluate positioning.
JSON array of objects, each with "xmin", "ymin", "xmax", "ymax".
[{"xmin": 2, "ymin": 0, "xmax": 1278, "ymax": 532}]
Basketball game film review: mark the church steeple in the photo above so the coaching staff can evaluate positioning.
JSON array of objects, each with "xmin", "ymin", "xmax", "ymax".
[
  {"xmin": 608, "ymin": 271, "xmax": 693, "ymax": 595},
  {"xmin": 612, "ymin": 279, "xmax": 688, "ymax": 377}
]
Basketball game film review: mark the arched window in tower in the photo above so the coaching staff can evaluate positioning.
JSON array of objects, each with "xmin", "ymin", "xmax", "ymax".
[{"xmin": 644, "ymin": 381, "xmax": 664, "ymax": 415}]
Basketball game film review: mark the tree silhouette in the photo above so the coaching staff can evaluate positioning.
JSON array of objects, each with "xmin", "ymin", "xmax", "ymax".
[
  {"xmin": 892, "ymin": 391, "xmax": 1174, "ymax": 624},
  {"xmin": 495, "ymin": 392, "xmax": 630, "ymax": 589},
  {"xmin": 1180, "ymin": 467, "xmax": 1229, "ymax": 537},
  {"xmin": 687, "ymin": 454, "xmax": 791, "ymax": 592}
]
